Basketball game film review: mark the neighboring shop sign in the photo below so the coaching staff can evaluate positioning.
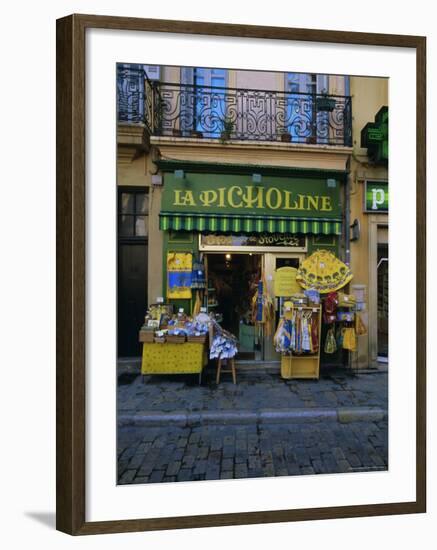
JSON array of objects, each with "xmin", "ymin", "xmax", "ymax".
[
  {"xmin": 162, "ymin": 173, "xmax": 342, "ymax": 218},
  {"xmin": 200, "ymin": 233, "xmax": 306, "ymax": 250},
  {"xmin": 166, "ymin": 252, "xmax": 192, "ymax": 299},
  {"xmin": 360, "ymin": 106, "xmax": 388, "ymax": 164},
  {"xmin": 274, "ymin": 267, "xmax": 301, "ymax": 297},
  {"xmin": 364, "ymin": 181, "xmax": 389, "ymax": 213}
]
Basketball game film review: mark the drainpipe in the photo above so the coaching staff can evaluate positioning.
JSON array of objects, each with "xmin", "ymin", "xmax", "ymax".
[
  {"xmin": 344, "ymin": 157, "xmax": 351, "ymax": 266},
  {"xmin": 344, "ymin": 157, "xmax": 353, "ymax": 372}
]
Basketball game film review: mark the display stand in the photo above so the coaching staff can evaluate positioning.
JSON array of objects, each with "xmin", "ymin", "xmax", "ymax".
[{"xmin": 280, "ymin": 305, "xmax": 322, "ymax": 380}]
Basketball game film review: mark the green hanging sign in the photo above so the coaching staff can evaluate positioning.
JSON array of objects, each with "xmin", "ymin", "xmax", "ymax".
[
  {"xmin": 361, "ymin": 106, "xmax": 388, "ymax": 164},
  {"xmin": 364, "ymin": 181, "xmax": 388, "ymax": 213}
]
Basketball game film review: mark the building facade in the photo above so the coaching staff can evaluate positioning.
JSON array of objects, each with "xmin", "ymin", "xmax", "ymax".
[{"xmin": 116, "ymin": 64, "xmax": 388, "ymax": 368}]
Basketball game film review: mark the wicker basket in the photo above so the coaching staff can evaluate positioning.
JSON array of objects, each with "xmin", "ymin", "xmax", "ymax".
[
  {"xmin": 139, "ymin": 330, "xmax": 155, "ymax": 343},
  {"xmin": 166, "ymin": 334, "xmax": 186, "ymax": 343},
  {"xmin": 186, "ymin": 334, "xmax": 207, "ymax": 344},
  {"xmin": 154, "ymin": 336, "xmax": 166, "ymax": 343}
]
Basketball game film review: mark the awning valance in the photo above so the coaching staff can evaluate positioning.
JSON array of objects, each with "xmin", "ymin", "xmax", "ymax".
[{"xmin": 159, "ymin": 212, "xmax": 342, "ymax": 235}]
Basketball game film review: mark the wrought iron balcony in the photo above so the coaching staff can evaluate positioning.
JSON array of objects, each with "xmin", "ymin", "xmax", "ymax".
[{"xmin": 117, "ymin": 66, "xmax": 352, "ymax": 147}]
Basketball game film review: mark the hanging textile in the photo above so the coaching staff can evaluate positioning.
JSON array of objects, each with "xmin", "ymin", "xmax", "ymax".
[
  {"xmin": 251, "ymin": 277, "xmax": 275, "ymax": 336},
  {"xmin": 209, "ymin": 319, "xmax": 238, "ymax": 360},
  {"xmin": 191, "ymin": 257, "xmax": 207, "ymax": 289},
  {"xmin": 296, "ymin": 250, "xmax": 353, "ymax": 293},
  {"xmin": 323, "ymin": 291, "xmax": 338, "ymax": 324},
  {"xmin": 167, "ymin": 252, "xmax": 193, "ymax": 299},
  {"xmin": 274, "ymin": 308, "xmax": 319, "ymax": 355}
]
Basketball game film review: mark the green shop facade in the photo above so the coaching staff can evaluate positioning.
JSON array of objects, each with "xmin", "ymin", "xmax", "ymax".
[{"xmin": 157, "ymin": 160, "xmax": 348, "ymax": 363}]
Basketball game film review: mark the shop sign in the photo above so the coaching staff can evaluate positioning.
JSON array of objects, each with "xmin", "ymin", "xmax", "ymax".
[
  {"xmin": 274, "ymin": 267, "xmax": 301, "ymax": 297},
  {"xmin": 364, "ymin": 181, "xmax": 388, "ymax": 213},
  {"xmin": 200, "ymin": 233, "xmax": 306, "ymax": 248},
  {"xmin": 360, "ymin": 106, "xmax": 388, "ymax": 164},
  {"xmin": 163, "ymin": 173, "xmax": 341, "ymax": 219}
]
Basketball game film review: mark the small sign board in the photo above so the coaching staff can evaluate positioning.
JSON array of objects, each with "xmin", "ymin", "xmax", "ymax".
[
  {"xmin": 274, "ymin": 267, "xmax": 301, "ymax": 297},
  {"xmin": 364, "ymin": 180, "xmax": 388, "ymax": 213}
]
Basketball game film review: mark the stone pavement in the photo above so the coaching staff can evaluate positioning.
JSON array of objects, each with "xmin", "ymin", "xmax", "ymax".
[{"xmin": 117, "ymin": 364, "xmax": 388, "ymax": 484}]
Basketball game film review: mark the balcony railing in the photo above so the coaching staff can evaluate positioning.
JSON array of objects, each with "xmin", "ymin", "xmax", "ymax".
[{"xmin": 117, "ymin": 66, "xmax": 352, "ymax": 147}]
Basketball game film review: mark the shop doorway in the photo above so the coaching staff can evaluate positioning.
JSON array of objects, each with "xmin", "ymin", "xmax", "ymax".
[
  {"xmin": 206, "ymin": 253, "xmax": 262, "ymax": 360},
  {"xmin": 377, "ymin": 243, "xmax": 389, "ymax": 360},
  {"xmin": 205, "ymin": 251, "xmax": 304, "ymax": 362}
]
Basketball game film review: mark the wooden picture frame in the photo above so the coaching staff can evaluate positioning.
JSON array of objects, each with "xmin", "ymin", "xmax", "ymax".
[{"xmin": 56, "ymin": 13, "xmax": 426, "ymax": 535}]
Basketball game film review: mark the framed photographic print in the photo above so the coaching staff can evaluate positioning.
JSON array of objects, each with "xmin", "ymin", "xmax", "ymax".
[{"xmin": 56, "ymin": 14, "xmax": 426, "ymax": 535}]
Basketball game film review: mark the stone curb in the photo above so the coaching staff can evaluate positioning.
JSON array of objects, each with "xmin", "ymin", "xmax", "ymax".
[{"xmin": 118, "ymin": 406, "xmax": 387, "ymax": 427}]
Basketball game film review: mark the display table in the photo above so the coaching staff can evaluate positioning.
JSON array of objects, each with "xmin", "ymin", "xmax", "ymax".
[{"xmin": 141, "ymin": 342, "xmax": 208, "ymax": 383}]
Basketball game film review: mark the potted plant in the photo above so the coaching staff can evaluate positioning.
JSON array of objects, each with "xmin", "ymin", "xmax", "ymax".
[
  {"xmin": 316, "ymin": 92, "xmax": 336, "ymax": 112},
  {"xmin": 278, "ymin": 127, "xmax": 292, "ymax": 142},
  {"xmin": 220, "ymin": 117, "xmax": 235, "ymax": 142}
]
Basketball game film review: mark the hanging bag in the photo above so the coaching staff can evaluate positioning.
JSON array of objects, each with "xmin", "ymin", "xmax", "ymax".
[
  {"xmin": 324, "ymin": 327, "xmax": 337, "ymax": 354},
  {"xmin": 342, "ymin": 327, "xmax": 357, "ymax": 352},
  {"xmin": 355, "ymin": 313, "xmax": 367, "ymax": 336}
]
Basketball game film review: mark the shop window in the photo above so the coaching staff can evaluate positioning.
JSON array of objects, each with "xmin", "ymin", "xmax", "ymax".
[{"xmin": 118, "ymin": 190, "xmax": 149, "ymax": 238}]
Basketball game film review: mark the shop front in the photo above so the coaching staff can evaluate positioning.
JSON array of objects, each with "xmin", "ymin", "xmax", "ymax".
[{"xmin": 157, "ymin": 168, "xmax": 347, "ymax": 366}]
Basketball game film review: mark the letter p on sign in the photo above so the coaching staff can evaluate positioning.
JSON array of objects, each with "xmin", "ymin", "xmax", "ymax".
[{"xmin": 372, "ymin": 188, "xmax": 385, "ymax": 210}]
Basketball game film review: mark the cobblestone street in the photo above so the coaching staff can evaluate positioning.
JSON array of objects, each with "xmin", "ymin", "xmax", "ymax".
[
  {"xmin": 118, "ymin": 419, "xmax": 388, "ymax": 484},
  {"xmin": 117, "ymin": 364, "xmax": 388, "ymax": 484}
]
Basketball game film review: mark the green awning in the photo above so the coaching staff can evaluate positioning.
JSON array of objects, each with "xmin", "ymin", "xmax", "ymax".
[{"xmin": 159, "ymin": 212, "xmax": 342, "ymax": 235}]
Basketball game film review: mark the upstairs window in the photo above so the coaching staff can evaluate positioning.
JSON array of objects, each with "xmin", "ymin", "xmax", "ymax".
[
  {"xmin": 181, "ymin": 67, "xmax": 227, "ymax": 137},
  {"xmin": 118, "ymin": 190, "xmax": 149, "ymax": 238}
]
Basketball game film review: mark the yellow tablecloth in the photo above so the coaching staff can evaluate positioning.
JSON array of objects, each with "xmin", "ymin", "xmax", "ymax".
[{"xmin": 141, "ymin": 342, "xmax": 207, "ymax": 375}]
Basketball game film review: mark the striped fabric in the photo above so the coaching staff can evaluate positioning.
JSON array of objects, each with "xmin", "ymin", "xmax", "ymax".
[{"xmin": 159, "ymin": 212, "xmax": 342, "ymax": 235}]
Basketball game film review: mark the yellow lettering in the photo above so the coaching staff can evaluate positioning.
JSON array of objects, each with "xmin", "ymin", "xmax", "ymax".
[
  {"xmin": 243, "ymin": 186, "xmax": 264, "ymax": 209},
  {"xmin": 297, "ymin": 194, "xmax": 306, "ymax": 210},
  {"xmin": 284, "ymin": 191, "xmax": 299, "ymax": 210},
  {"xmin": 174, "ymin": 190, "xmax": 196, "ymax": 206},
  {"xmin": 306, "ymin": 195, "xmax": 320, "ymax": 211},
  {"xmin": 174, "ymin": 190, "xmax": 195, "ymax": 206},
  {"xmin": 320, "ymin": 196, "xmax": 333, "ymax": 211},
  {"xmin": 199, "ymin": 190, "xmax": 218, "ymax": 207},
  {"xmin": 228, "ymin": 186, "xmax": 244, "ymax": 208},
  {"xmin": 217, "ymin": 188, "xmax": 226, "ymax": 207},
  {"xmin": 174, "ymin": 190, "xmax": 183, "ymax": 206},
  {"xmin": 265, "ymin": 187, "xmax": 282, "ymax": 210}
]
